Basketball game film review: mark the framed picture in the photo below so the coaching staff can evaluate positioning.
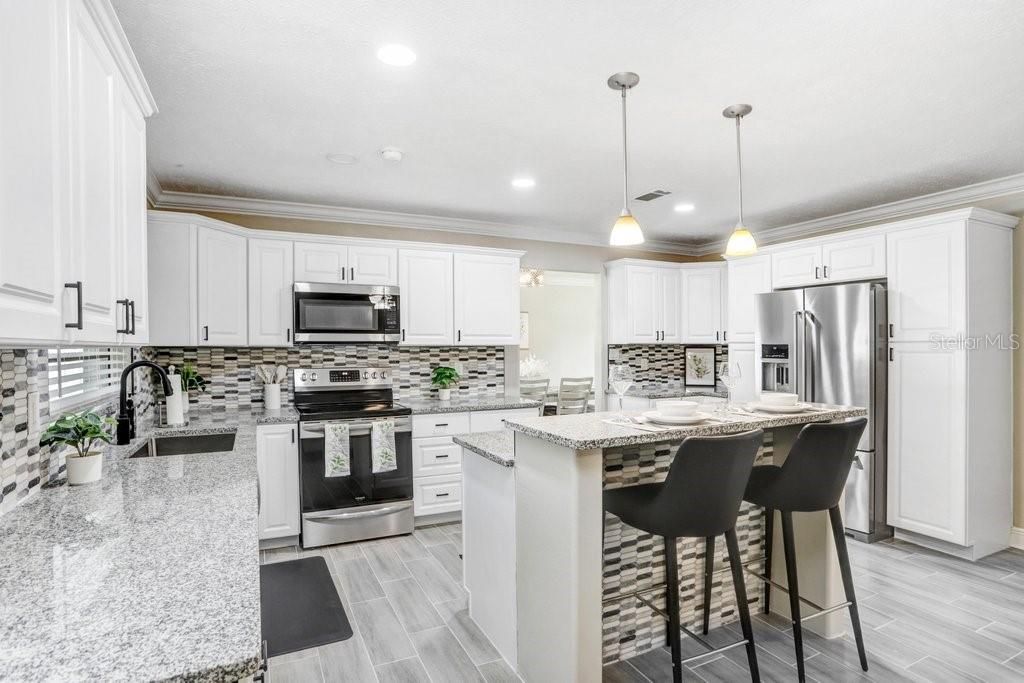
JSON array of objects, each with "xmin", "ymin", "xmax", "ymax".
[
  {"xmin": 519, "ymin": 312, "xmax": 530, "ymax": 349},
  {"xmin": 685, "ymin": 346, "xmax": 716, "ymax": 386}
]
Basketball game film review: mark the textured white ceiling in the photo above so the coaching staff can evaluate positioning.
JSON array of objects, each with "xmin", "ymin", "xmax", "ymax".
[{"xmin": 114, "ymin": 0, "xmax": 1024, "ymax": 245}]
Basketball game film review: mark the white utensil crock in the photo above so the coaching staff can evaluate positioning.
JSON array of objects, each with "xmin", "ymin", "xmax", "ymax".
[{"xmin": 264, "ymin": 384, "xmax": 281, "ymax": 410}]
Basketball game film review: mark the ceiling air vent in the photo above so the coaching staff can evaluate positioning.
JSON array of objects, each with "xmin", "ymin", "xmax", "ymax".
[{"xmin": 634, "ymin": 189, "xmax": 672, "ymax": 202}]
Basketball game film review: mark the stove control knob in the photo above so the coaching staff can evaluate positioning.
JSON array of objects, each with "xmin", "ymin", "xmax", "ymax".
[
  {"xmin": 363, "ymin": 370, "xmax": 370, "ymax": 379},
  {"xmin": 380, "ymin": 371, "xmax": 387, "ymax": 379},
  {"xmin": 310, "ymin": 372, "xmax": 318, "ymax": 381},
  {"xmin": 299, "ymin": 372, "xmax": 307, "ymax": 382},
  {"xmin": 371, "ymin": 371, "xmax": 378, "ymax": 379}
]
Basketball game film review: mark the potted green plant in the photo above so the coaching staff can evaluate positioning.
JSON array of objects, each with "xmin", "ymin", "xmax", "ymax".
[
  {"xmin": 431, "ymin": 366, "xmax": 460, "ymax": 401},
  {"xmin": 179, "ymin": 363, "xmax": 207, "ymax": 414},
  {"xmin": 39, "ymin": 411, "xmax": 116, "ymax": 485}
]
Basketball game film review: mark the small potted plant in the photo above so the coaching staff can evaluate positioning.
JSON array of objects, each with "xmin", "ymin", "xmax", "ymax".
[
  {"xmin": 179, "ymin": 363, "xmax": 207, "ymax": 414},
  {"xmin": 431, "ymin": 366, "xmax": 460, "ymax": 401},
  {"xmin": 39, "ymin": 411, "xmax": 115, "ymax": 486}
]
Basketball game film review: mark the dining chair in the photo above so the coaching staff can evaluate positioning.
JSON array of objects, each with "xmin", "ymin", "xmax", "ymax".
[
  {"xmin": 519, "ymin": 378, "xmax": 550, "ymax": 415},
  {"xmin": 556, "ymin": 377, "xmax": 593, "ymax": 415}
]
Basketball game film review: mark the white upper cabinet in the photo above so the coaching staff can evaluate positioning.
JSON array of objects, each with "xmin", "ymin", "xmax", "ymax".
[
  {"xmin": 453, "ymin": 252, "xmax": 520, "ymax": 345},
  {"xmin": 622, "ymin": 265, "xmax": 659, "ymax": 343},
  {"xmin": 116, "ymin": 80, "xmax": 148, "ymax": 344},
  {"xmin": 726, "ymin": 255, "xmax": 771, "ymax": 343},
  {"xmin": 349, "ymin": 244, "xmax": 398, "ymax": 285},
  {"xmin": 659, "ymin": 267, "xmax": 682, "ymax": 343},
  {"xmin": 399, "ymin": 249, "xmax": 454, "ymax": 345},
  {"xmin": 197, "ymin": 227, "xmax": 248, "ymax": 346},
  {"xmin": 248, "ymin": 238, "xmax": 293, "ymax": 346},
  {"xmin": 294, "ymin": 242, "xmax": 347, "ymax": 284},
  {"xmin": 294, "ymin": 241, "xmax": 397, "ymax": 285},
  {"xmin": 770, "ymin": 234, "xmax": 885, "ymax": 289},
  {"xmin": 887, "ymin": 220, "xmax": 965, "ymax": 342},
  {"xmin": 605, "ymin": 261, "xmax": 683, "ymax": 344},
  {"xmin": 681, "ymin": 265, "xmax": 724, "ymax": 344},
  {"xmin": 148, "ymin": 216, "xmax": 197, "ymax": 346},
  {"xmin": 0, "ymin": 0, "xmax": 66, "ymax": 343}
]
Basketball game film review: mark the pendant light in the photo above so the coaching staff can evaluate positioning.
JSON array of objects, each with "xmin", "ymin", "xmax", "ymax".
[
  {"xmin": 722, "ymin": 104, "xmax": 758, "ymax": 256},
  {"xmin": 607, "ymin": 72, "xmax": 644, "ymax": 246}
]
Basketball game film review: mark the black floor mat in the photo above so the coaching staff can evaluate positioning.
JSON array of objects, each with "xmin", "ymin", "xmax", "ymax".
[{"xmin": 260, "ymin": 556, "xmax": 353, "ymax": 657}]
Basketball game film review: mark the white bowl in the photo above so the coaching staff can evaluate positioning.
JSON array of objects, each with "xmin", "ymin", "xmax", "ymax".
[
  {"xmin": 760, "ymin": 392, "xmax": 799, "ymax": 407},
  {"xmin": 656, "ymin": 400, "xmax": 699, "ymax": 417}
]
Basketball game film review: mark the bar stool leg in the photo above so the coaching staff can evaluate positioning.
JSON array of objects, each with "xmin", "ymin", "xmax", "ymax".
[
  {"xmin": 829, "ymin": 506, "xmax": 869, "ymax": 672},
  {"xmin": 702, "ymin": 535, "xmax": 715, "ymax": 634},
  {"xmin": 725, "ymin": 528, "xmax": 761, "ymax": 683},
  {"xmin": 780, "ymin": 511, "xmax": 806, "ymax": 683},
  {"xmin": 763, "ymin": 507, "xmax": 774, "ymax": 614},
  {"xmin": 663, "ymin": 536, "xmax": 683, "ymax": 683}
]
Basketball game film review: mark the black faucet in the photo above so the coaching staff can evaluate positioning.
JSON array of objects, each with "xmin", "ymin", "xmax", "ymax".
[{"xmin": 117, "ymin": 361, "xmax": 174, "ymax": 445}]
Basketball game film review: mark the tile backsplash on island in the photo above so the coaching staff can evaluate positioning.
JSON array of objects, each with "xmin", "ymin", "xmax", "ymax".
[
  {"xmin": 606, "ymin": 344, "xmax": 727, "ymax": 387},
  {"xmin": 139, "ymin": 345, "xmax": 506, "ymax": 410}
]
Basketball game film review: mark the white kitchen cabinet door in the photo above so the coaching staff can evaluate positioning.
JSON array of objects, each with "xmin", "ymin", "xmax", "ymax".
[
  {"xmin": 147, "ymin": 217, "xmax": 198, "ymax": 346},
  {"xmin": 771, "ymin": 245, "xmax": 821, "ymax": 289},
  {"xmin": 116, "ymin": 80, "xmax": 148, "ymax": 343},
  {"xmin": 197, "ymin": 227, "xmax": 248, "ymax": 345},
  {"xmin": 453, "ymin": 252, "xmax": 520, "ymax": 345},
  {"xmin": 821, "ymin": 233, "xmax": 885, "ymax": 283},
  {"xmin": 887, "ymin": 343, "xmax": 967, "ymax": 545},
  {"xmin": 659, "ymin": 267, "xmax": 682, "ymax": 343},
  {"xmin": 887, "ymin": 221, "xmax": 965, "ymax": 342},
  {"xmin": 248, "ymin": 238, "xmax": 293, "ymax": 346},
  {"xmin": 0, "ymin": 0, "xmax": 66, "ymax": 343},
  {"xmin": 257, "ymin": 424, "xmax": 300, "ymax": 541},
  {"xmin": 726, "ymin": 343, "xmax": 757, "ymax": 403},
  {"xmin": 726, "ymin": 255, "xmax": 771, "ymax": 343},
  {"xmin": 66, "ymin": 1, "xmax": 120, "ymax": 343},
  {"xmin": 624, "ymin": 266, "xmax": 659, "ymax": 343},
  {"xmin": 414, "ymin": 474, "xmax": 463, "ymax": 516},
  {"xmin": 294, "ymin": 241, "xmax": 348, "ymax": 284},
  {"xmin": 681, "ymin": 266, "xmax": 724, "ymax": 344},
  {"xmin": 399, "ymin": 249, "xmax": 454, "ymax": 345},
  {"xmin": 349, "ymin": 244, "xmax": 398, "ymax": 285}
]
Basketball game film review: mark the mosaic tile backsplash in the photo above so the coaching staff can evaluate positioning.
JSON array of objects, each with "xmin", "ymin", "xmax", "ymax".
[
  {"xmin": 606, "ymin": 344, "xmax": 727, "ymax": 388},
  {"xmin": 138, "ymin": 345, "xmax": 506, "ymax": 411}
]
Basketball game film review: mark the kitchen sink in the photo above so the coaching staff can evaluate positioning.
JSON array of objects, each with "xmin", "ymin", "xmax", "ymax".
[{"xmin": 128, "ymin": 432, "xmax": 236, "ymax": 458}]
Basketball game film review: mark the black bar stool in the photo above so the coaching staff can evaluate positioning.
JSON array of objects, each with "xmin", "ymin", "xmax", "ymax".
[
  {"xmin": 603, "ymin": 430, "xmax": 764, "ymax": 683},
  {"xmin": 741, "ymin": 418, "xmax": 869, "ymax": 683}
]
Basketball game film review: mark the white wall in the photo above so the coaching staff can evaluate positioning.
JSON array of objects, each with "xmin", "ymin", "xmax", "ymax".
[{"xmin": 519, "ymin": 274, "xmax": 600, "ymax": 387}]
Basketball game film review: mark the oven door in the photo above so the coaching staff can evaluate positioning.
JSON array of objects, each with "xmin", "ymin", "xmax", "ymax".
[{"xmin": 293, "ymin": 282, "xmax": 400, "ymax": 343}]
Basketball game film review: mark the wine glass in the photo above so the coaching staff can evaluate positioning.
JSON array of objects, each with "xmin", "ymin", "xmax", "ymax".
[
  {"xmin": 608, "ymin": 365, "xmax": 634, "ymax": 416},
  {"xmin": 718, "ymin": 361, "xmax": 741, "ymax": 412}
]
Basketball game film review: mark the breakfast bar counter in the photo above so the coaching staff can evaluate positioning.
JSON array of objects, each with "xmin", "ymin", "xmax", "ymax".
[{"xmin": 486, "ymin": 403, "xmax": 866, "ymax": 682}]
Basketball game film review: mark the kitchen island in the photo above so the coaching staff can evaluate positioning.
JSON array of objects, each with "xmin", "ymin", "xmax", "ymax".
[
  {"xmin": 0, "ymin": 405, "xmax": 296, "ymax": 682},
  {"xmin": 465, "ymin": 404, "xmax": 866, "ymax": 682}
]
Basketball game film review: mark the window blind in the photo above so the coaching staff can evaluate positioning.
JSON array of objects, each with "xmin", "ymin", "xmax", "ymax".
[{"xmin": 47, "ymin": 347, "xmax": 131, "ymax": 410}]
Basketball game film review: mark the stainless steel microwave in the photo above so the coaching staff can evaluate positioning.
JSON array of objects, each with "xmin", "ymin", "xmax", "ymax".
[{"xmin": 293, "ymin": 283, "xmax": 401, "ymax": 343}]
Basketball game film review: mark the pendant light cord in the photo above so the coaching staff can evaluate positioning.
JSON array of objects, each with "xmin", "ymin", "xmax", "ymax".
[
  {"xmin": 621, "ymin": 88, "xmax": 630, "ymax": 212},
  {"xmin": 735, "ymin": 115, "xmax": 744, "ymax": 226}
]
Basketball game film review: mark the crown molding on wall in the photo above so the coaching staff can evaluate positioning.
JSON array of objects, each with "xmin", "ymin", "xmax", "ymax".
[
  {"xmin": 83, "ymin": 0, "xmax": 158, "ymax": 116},
  {"xmin": 146, "ymin": 167, "xmax": 163, "ymax": 206},
  {"xmin": 149, "ymin": 187, "xmax": 705, "ymax": 256}
]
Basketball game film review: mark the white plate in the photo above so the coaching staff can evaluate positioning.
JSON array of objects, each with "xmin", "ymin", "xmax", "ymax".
[
  {"xmin": 747, "ymin": 402, "xmax": 813, "ymax": 414},
  {"xmin": 643, "ymin": 410, "xmax": 712, "ymax": 425}
]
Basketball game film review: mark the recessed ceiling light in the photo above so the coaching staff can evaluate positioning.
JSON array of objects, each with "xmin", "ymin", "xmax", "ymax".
[
  {"xmin": 511, "ymin": 177, "xmax": 536, "ymax": 189},
  {"xmin": 380, "ymin": 147, "xmax": 404, "ymax": 162},
  {"xmin": 674, "ymin": 202, "xmax": 696, "ymax": 213},
  {"xmin": 377, "ymin": 44, "xmax": 417, "ymax": 67},
  {"xmin": 326, "ymin": 153, "xmax": 358, "ymax": 165}
]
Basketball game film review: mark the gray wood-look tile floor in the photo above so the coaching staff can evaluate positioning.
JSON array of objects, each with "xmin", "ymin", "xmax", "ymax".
[
  {"xmin": 260, "ymin": 522, "xmax": 514, "ymax": 683},
  {"xmin": 262, "ymin": 527, "xmax": 1024, "ymax": 682}
]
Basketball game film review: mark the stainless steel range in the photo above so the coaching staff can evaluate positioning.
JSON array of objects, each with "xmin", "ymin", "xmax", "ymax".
[{"xmin": 293, "ymin": 367, "xmax": 413, "ymax": 548}]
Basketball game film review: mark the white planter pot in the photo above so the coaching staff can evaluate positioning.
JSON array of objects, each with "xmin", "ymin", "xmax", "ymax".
[
  {"xmin": 66, "ymin": 452, "xmax": 103, "ymax": 486},
  {"xmin": 264, "ymin": 384, "xmax": 282, "ymax": 410},
  {"xmin": 438, "ymin": 388, "xmax": 452, "ymax": 401}
]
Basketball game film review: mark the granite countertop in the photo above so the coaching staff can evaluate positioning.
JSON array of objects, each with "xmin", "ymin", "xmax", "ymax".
[
  {"xmin": 0, "ymin": 404, "xmax": 297, "ymax": 682},
  {"xmin": 453, "ymin": 430, "xmax": 514, "ymax": 467},
  {"xmin": 401, "ymin": 394, "xmax": 542, "ymax": 414},
  {"xmin": 504, "ymin": 404, "xmax": 869, "ymax": 450},
  {"xmin": 605, "ymin": 383, "xmax": 728, "ymax": 400}
]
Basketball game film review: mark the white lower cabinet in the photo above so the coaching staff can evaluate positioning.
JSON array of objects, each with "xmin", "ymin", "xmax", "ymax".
[
  {"xmin": 413, "ymin": 475, "xmax": 463, "ymax": 517},
  {"xmin": 256, "ymin": 424, "xmax": 300, "ymax": 542},
  {"xmin": 413, "ymin": 437, "xmax": 463, "ymax": 477}
]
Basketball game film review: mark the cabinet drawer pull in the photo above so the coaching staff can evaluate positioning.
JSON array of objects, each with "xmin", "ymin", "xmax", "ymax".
[
  {"xmin": 434, "ymin": 454, "xmax": 450, "ymax": 459},
  {"xmin": 64, "ymin": 281, "xmax": 83, "ymax": 329},
  {"xmin": 435, "ymin": 492, "xmax": 450, "ymax": 498}
]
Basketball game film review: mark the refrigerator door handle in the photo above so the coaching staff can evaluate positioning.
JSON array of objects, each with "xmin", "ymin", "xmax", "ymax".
[
  {"xmin": 793, "ymin": 310, "xmax": 804, "ymax": 400},
  {"xmin": 804, "ymin": 311, "xmax": 817, "ymax": 403}
]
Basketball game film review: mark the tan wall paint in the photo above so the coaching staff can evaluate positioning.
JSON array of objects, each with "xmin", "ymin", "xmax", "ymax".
[{"xmin": 174, "ymin": 209, "xmax": 701, "ymax": 272}]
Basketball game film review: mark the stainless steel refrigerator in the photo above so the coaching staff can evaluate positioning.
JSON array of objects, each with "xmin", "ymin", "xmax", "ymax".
[{"xmin": 755, "ymin": 281, "xmax": 891, "ymax": 542}]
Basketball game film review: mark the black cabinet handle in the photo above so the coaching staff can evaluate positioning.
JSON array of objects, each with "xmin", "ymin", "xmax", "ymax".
[
  {"xmin": 889, "ymin": 347, "xmax": 894, "ymax": 362},
  {"xmin": 716, "ymin": 331, "xmax": 719, "ymax": 341},
  {"xmin": 723, "ymin": 330, "xmax": 727, "ymax": 342},
  {"xmin": 350, "ymin": 266, "xmax": 354, "ymax": 281},
  {"xmin": 815, "ymin": 266, "xmax": 821, "ymax": 280},
  {"xmin": 436, "ymin": 492, "xmax": 450, "ymax": 498},
  {"xmin": 129, "ymin": 300, "xmax": 136, "ymax": 335},
  {"xmin": 436, "ymin": 423, "xmax": 449, "ymax": 427},
  {"xmin": 401, "ymin": 329, "xmax": 406, "ymax": 342},
  {"xmin": 64, "ymin": 281, "xmax": 83, "ymax": 329},
  {"xmin": 202, "ymin": 325, "xmax": 209, "ymax": 341},
  {"xmin": 889, "ymin": 323, "xmax": 894, "ymax": 338},
  {"xmin": 823, "ymin": 265, "xmax": 829, "ymax": 279},
  {"xmin": 286, "ymin": 328, "xmax": 291, "ymax": 343},
  {"xmin": 457, "ymin": 329, "xmax": 461, "ymax": 342},
  {"xmin": 436, "ymin": 454, "xmax": 450, "ymax": 459},
  {"xmin": 116, "ymin": 298, "xmax": 131, "ymax": 334},
  {"xmin": 291, "ymin": 428, "xmax": 295, "ymax": 443}
]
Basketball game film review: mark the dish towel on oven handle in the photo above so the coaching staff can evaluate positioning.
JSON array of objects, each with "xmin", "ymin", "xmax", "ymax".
[
  {"xmin": 325, "ymin": 422, "xmax": 351, "ymax": 477},
  {"xmin": 371, "ymin": 418, "xmax": 397, "ymax": 473}
]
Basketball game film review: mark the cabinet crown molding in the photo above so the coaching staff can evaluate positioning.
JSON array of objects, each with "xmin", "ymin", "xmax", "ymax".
[{"xmin": 83, "ymin": 0, "xmax": 157, "ymax": 117}]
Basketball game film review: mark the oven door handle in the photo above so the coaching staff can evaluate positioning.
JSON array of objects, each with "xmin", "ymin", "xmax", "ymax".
[
  {"xmin": 307, "ymin": 502, "xmax": 413, "ymax": 522},
  {"xmin": 300, "ymin": 420, "xmax": 412, "ymax": 438}
]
